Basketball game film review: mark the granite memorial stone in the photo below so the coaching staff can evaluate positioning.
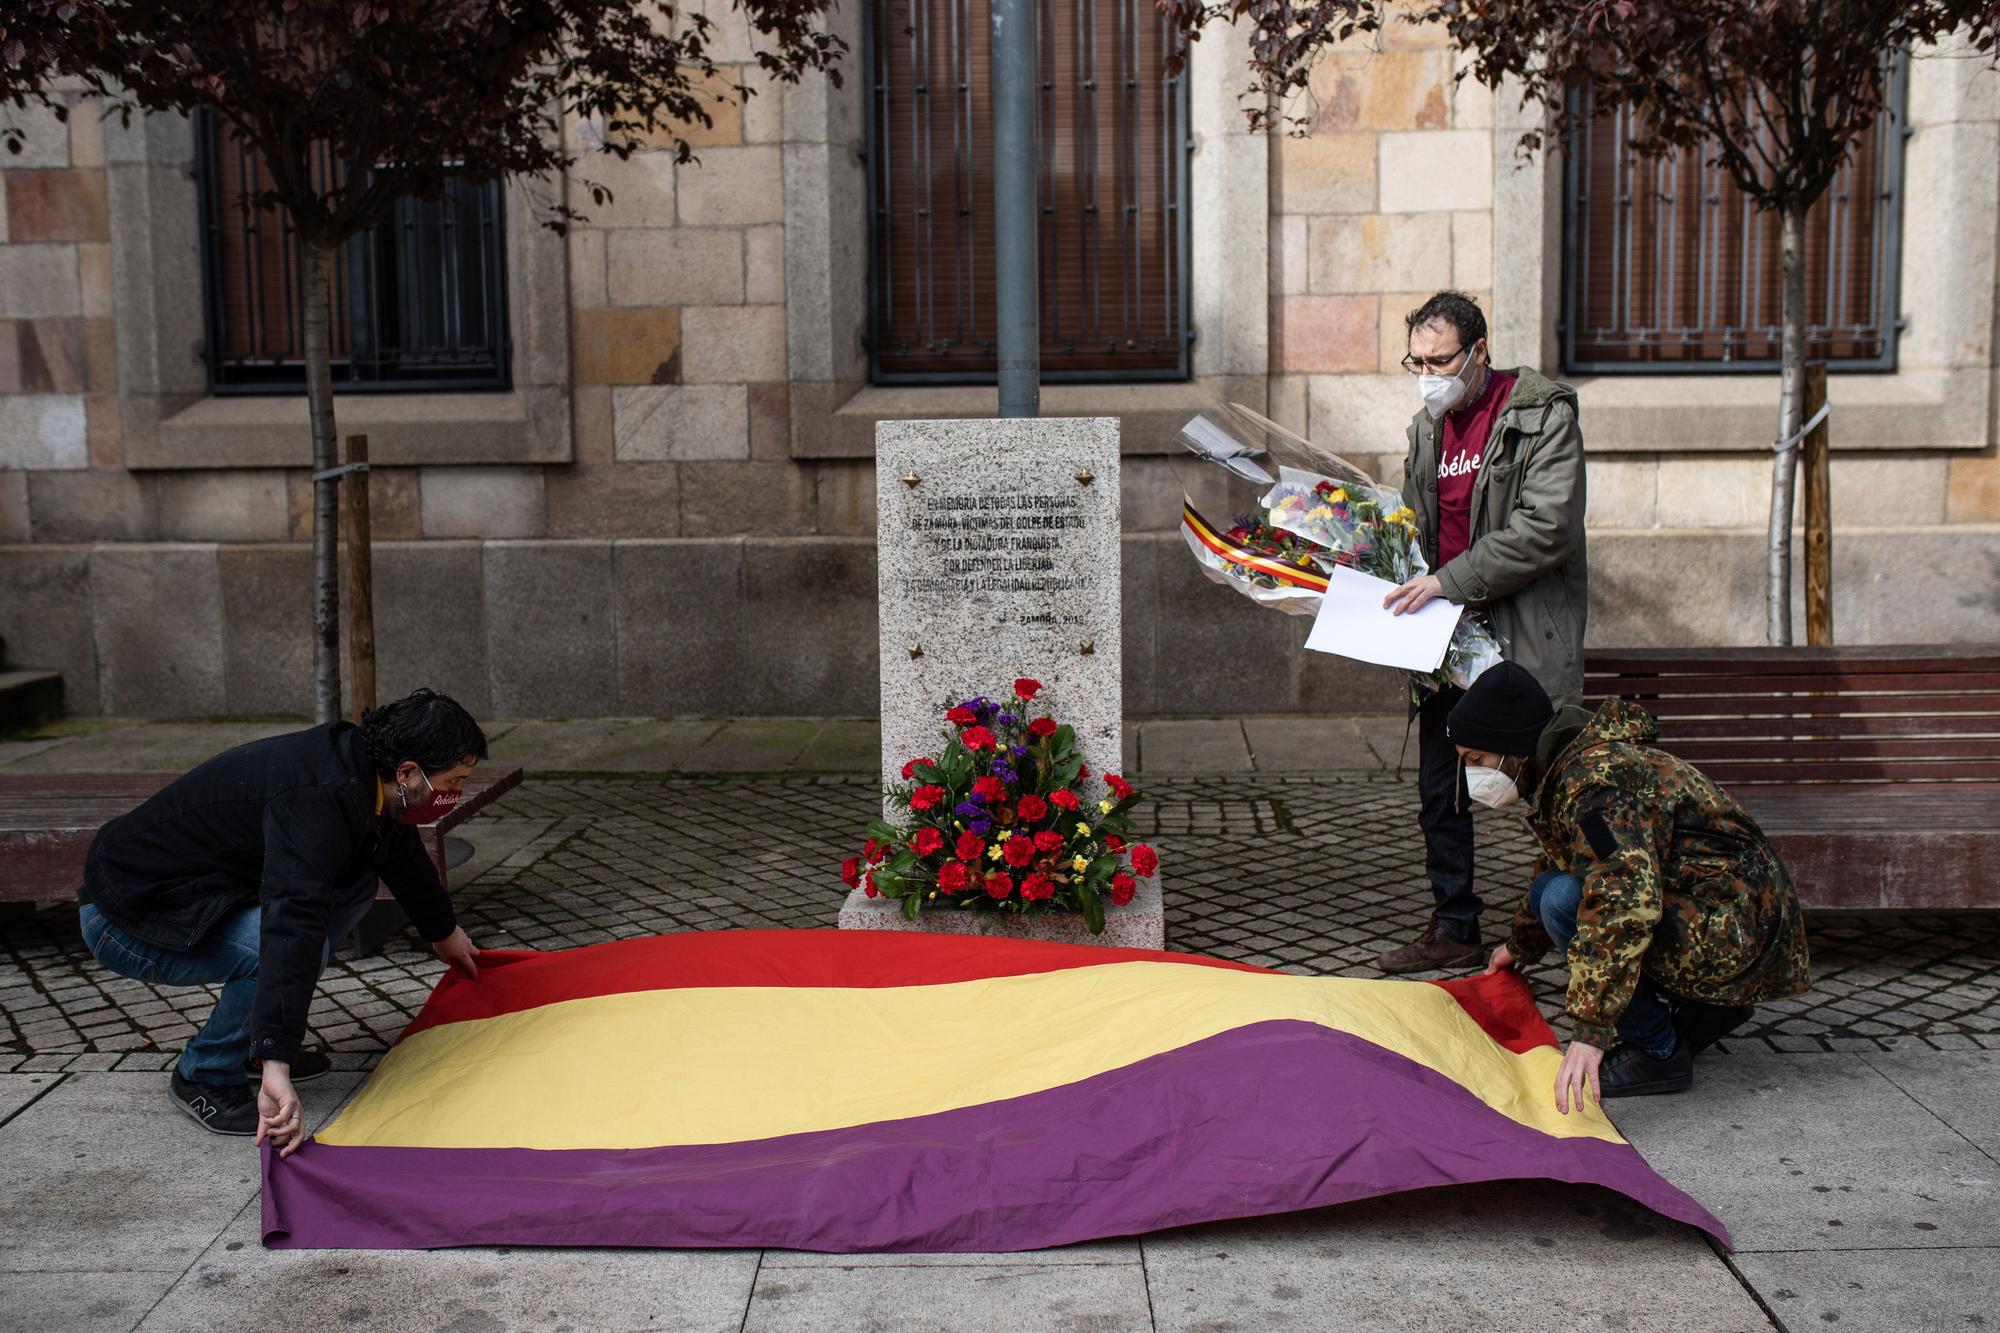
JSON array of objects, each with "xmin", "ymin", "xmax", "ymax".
[{"xmin": 837, "ymin": 416, "xmax": 1163, "ymax": 947}]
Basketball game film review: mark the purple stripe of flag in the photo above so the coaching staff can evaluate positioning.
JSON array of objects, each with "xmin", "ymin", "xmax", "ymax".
[{"xmin": 264, "ymin": 1020, "xmax": 1727, "ymax": 1252}]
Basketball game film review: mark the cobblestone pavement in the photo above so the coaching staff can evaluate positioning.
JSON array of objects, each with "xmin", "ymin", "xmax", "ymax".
[{"xmin": 4, "ymin": 773, "xmax": 1996, "ymax": 1072}]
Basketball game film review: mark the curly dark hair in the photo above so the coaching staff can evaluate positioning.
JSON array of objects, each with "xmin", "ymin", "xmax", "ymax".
[
  {"xmin": 360, "ymin": 688, "xmax": 488, "ymax": 779},
  {"xmin": 1404, "ymin": 291, "xmax": 1488, "ymax": 351}
]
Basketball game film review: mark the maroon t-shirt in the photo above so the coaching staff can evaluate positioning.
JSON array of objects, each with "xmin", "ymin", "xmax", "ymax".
[{"xmin": 1436, "ymin": 369, "xmax": 1516, "ymax": 568}]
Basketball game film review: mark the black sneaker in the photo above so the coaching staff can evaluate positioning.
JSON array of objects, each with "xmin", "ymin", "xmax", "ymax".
[
  {"xmin": 1673, "ymin": 1002, "xmax": 1755, "ymax": 1057},
  {"xmin": 170, "ymin": 1070, "xmax": 260, "ymax": 1135},
  {"xmin": 1600, "ymin": 1040, "xmax": 1695, "ymax": 1099},
  {"xmin": 245, "ymin": 1049, "xmax": 334, "ymax": 1085}
]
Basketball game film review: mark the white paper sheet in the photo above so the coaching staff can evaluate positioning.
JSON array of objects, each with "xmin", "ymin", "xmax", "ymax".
[{"xmin": 1304, "ymin": 565, "xmax": 1463, "ymax": 673}]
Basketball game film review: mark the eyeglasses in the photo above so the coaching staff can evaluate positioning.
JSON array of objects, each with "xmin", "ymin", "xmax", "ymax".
[{"xmin": 1400, "ymin": 344, "xmax": 1476, "ymax": 376}]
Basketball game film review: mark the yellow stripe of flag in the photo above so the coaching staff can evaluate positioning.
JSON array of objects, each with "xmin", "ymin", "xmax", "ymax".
[{"xmin": 320, "ymin": 962, "xmax": 1622, "ymax": 1151}]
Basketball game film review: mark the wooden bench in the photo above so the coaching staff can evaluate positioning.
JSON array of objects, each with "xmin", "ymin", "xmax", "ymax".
[
  {"xmin": 1583, "ymin": 646, "xmax": 2000, "ymax": 911},
  {"xmin": 0, "ymin": 767, "xmax": 523, "ymax": 946}
]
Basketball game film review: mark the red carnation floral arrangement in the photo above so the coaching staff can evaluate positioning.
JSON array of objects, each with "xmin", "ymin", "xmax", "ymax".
[{"xmin": 839, "ymin": 676, "xmax": 1158, "ymax": 932}]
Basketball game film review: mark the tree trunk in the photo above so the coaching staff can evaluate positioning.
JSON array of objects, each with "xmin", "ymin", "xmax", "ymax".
[
  {"xmin": 1766, "ymin": 199, "xmax": 1809, "ymax": 646},
  {"xmin": 302, "ymin": 239, "xmax": 343, "ymax": 723}
]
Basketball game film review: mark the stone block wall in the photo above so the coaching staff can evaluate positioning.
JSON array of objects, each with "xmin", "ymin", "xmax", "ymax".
[
  {"xmin": 2, "ymin": 19, "xmax": 1997, "ymax": 720},
  {"xmin": 0, "ymin": 96, "xmax": 117, "ymax": 542}
]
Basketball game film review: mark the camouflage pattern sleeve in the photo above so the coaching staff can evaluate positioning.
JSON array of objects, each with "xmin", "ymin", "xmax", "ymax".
[{"xmin": 1560, "ymin": 783, "xmax": 1671, "ymax": 1049}]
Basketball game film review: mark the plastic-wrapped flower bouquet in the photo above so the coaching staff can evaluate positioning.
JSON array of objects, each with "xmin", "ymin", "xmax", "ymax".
[{"xmin": 1176, "ymin": 403, "xmax": 1503, "ymax": 697}]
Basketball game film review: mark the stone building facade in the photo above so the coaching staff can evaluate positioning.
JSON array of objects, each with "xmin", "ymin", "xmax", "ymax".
[{"xmin": 1, "ymin": 10, "xmax": 1996, "ymax": 719}]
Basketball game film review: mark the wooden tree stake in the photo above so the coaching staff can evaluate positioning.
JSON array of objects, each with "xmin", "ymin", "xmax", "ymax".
[
  {"xmin": 1802, "ymin": 363, "xmax": 1833, "ymax": 646},
  {"xmin": 340, "ymin": 433, "xmax": 378, "ymax": 719}
]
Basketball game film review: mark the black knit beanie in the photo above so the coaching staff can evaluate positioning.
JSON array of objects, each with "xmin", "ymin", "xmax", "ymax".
[{"xmin": 1447, "ymin": 662, "xmax": 1554, "ymax": 756}]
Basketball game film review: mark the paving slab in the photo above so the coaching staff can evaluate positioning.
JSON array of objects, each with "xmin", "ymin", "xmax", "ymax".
[
  {"xmin": 568, "ymin": 719, "xmax": 733, "ymax": 771},
  {"xmin": 0, "ymin": 725, "xmax": 184, "ymax": 773},
  {"xmin": 1, "ymin": 1270, "xmax": 183, "ymax": 1333},
  {"xmin": 0, "ymin": 1072, "xmax": 362, "ymax": 1274},
  {"xmin": 678, "ymin": 719, "xmax": 828, "ymax": 772},
  {"xmin": 1242, "ymin": 716, "xmax": 1383, "ymax": 771},
  {"xmin": 1734, "ymin": 1246, "xmax": 2000, "ymax": 1332},
  {"xmin": 760, "ymin": 1238, "xmax": 1141, "ymax": 1269},
  {"xmin": 484, "ymin": 717, "xmax": 680, "ymax": 772},
  {"xmin": 744, "ymin": 1261, "xmax": 1152, "ymax": 1333},
  {"xmin": 0, "ymin": 1070, "xmax": 62, "ymax": 1122},
  {"xmin": 1357, "ymin": 712, "xmax": 1417, "ymax": 769},
  {"xmin": 1137, "ymin": 719, "xmax": 1252, "ymax": 773},
  {"xmin": 0, "ymin": 721, "xmax": 306, "ymax": 774},
  {"xmin": 1608, "ymin": 1050, "xmax": 2000, "ymax": 1252},
  {"xmin": 97, "ymin": 722, "xmax": 308, "ymax": 771},
  {"xmin": 793, "ymin": 718, "xmax": 881, "ymax": 772},
  {"xmin": 1861, "ymin": 1048, "xmax": 2000, "ymax": 1158},
  {"xmin": 0, "ymin": 736, "xmax": 68, "ymax": 768},
  {"xmin": 138, "ymin": 1197, "xmax": 759, "ymax": 1333},
  {"xmin": 1142, "ymin": 1181, "xmax": 1767, "ymax": 1333},
  {"xmin": 444, "ymin": 818, "xmax": 557, "ymax": 895}
]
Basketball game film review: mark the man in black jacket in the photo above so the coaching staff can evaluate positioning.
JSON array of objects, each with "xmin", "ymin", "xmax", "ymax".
[{"xmin": 78, "ymin": 689, "xmax": 487, "ymax": 1150}]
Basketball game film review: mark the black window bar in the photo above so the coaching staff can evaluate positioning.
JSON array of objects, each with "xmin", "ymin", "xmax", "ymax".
[
  {"xmin": 1560, "ymin": 56, "xmax": 1907, "ymax": 375},
  {"xmin": 194, "ymin": 108, "xmax": 512, "ymax": 394},
  {"xmin": 864, "ymin": 0, "xmax": 1193, "ymax": 384}
]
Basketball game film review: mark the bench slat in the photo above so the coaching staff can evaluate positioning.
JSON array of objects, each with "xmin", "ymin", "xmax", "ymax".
[
  {"xmin": 1664, "ymin": 737, "xmax": 2000, "ymax": 762},
  {"xmin": 1587, "ymin": 646, "xmax": 2000, "ymax": 674},
  {"xmin": 1682, "ymin": 759, "xmax": 2000, "ymax": 784},
  {"xmin": 1641, "ymin": 714, "xmax": 2000, "ymax": 740},
  {"xmin": 1739, "ymin": 787, "xmax": 2000, "ymax": 831},
  {"xmin": 1588, "ymin": 671, "xmax": 2000, "ymax": 697},
  {"xmin": 1588, "ymin": 693, "xmax": 2000, "ymax": 719}
]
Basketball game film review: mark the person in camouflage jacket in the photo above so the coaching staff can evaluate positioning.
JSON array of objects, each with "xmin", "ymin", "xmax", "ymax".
[{"xmin": 1444, "ymin": 662, "xmax": 1811, "ymax": 1110}]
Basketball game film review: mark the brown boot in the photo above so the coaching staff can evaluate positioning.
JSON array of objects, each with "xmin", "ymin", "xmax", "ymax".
[{"xmin": 1373, "ymin": 919, "xmax": 1482, "ymax": 975}]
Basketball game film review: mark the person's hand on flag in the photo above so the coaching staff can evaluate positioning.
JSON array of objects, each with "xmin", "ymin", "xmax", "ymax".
[
  {"xmin": 432, "ymin": 927, "xmax": 481, "ymax": 980},
  {"xmin": 1554, "ymin": 1040, "xmax": 1604, "ymax": 1114}
]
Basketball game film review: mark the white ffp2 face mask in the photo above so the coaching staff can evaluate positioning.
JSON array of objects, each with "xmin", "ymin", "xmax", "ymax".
[
  {"xmin": 1417, "ymin": 343, "xmax": 1483, "ymax": 420},
  {"xmin": 1465, "ymin": 763, "xmax": 1521, "ymax": 810}
]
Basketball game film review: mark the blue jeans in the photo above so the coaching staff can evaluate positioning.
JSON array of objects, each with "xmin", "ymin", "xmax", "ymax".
[
  {"xmin": 1529, "ymin": 870, "xmax": 1677, "ymax": 1058},
  {"xmin": 80, "ymin": 888, "xmax": 374, "ymax": 1085}
]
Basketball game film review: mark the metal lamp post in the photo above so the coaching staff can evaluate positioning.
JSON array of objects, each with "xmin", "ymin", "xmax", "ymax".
[{"xmin": 991, "ymin": 0, "xmax": 1039, "ymax": 418}]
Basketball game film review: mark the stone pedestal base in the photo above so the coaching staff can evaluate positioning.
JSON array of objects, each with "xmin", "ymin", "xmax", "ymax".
[{"xmin": 837, "ymin": 870, "xmax": 1165, "ymax": 951}]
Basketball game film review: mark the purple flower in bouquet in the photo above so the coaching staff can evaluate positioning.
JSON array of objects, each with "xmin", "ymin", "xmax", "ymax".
[
  {"xmin": 953, "ymin": 801, "xmax": 982, "ymax": 820},
  {"xmin": 968, "ymin": 818, "xmax": 991, "ymax": 836},
  {"xmin": 997, "ymin": 712, "xmax": 1019, "ymax": 726}
]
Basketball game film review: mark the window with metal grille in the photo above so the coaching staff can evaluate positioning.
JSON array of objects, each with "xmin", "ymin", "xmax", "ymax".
[
  {"xmin": 865, "ymin": 0, "xmax": 1191, "ymax": 383},
  {"xmin": 1560, "ymin": 64, "xmax": 1906, "ymax": 374},
  {"xmin": 194, "ymin": 110, "xmax": 511, "ymax": 394}
]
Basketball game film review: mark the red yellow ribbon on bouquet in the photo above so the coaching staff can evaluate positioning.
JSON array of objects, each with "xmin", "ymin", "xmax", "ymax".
[{"xmin": 1180, "ymin": 500, "xmax": 1333, "ymax": 593}]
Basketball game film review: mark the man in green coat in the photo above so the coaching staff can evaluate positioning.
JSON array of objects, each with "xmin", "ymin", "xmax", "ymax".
[
  {"xmin": 1447, "ymin": 662, "xmax": 1812, "ymax": 1110},
  {"xmin": 1375, "ymin": 291, "xmax": 1589, "ymax": 974}
]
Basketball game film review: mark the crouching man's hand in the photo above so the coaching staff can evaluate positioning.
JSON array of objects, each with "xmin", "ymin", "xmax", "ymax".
[
  {"xmin": 432, "ymin": 926, "xmax": 481, "ymax": 980},
  {"xmin": 1484, "ymin": 943, "xmax": 1516, "ymax": 975},
  {"xmin": 257, "ymin": 1064, "xmax": 306, "ymax": 1158},
  {"xmin": 1553, "ymin": 1040, "xmax": 1604, "ymax": 1115}
]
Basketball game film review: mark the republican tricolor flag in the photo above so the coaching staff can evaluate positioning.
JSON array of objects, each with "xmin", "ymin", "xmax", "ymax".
[{"xmin": 263, "ymin": 930, "xmax": 1727, "ymax": 1251}]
